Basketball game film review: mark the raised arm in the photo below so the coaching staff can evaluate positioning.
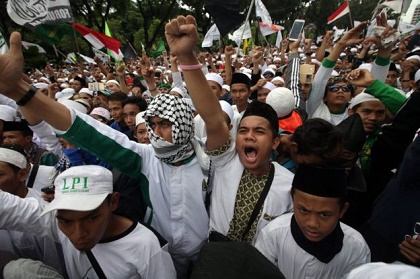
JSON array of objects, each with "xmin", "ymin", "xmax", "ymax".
[
  {"xmin": 0, "ymin": 32, "xmax": 72, "ymax": 131},
  {"xmin": 165, "ymin": 15, "xmax": 229, "ymax": 151}
]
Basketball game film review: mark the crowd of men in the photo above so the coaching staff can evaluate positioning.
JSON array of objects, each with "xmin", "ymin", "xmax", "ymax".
[{"xmin": 0, "ymin": 12, "xmax": 420, "ymax": 278}]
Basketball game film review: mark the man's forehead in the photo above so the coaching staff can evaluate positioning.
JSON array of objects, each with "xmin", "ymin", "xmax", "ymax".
[
  {"xmin": 231, "ymin": 83, "xmax": 248, "ymax": 89},
  {"xmin": 357, "ymin": 101, "xmax": 385, "ymax": 110}
]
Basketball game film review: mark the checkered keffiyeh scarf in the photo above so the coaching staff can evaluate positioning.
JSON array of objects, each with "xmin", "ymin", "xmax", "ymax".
[{"xmin": 144, "ymin": 94, "xmax": 195, "ymax": 164}]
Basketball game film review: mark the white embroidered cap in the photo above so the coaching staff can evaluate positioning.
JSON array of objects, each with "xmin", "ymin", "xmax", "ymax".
[
  {"xmin": 90, "ymin": 107, "xmax": 111, "ymax": 121},
  {"xmin": 0, "ymin": 147, "xmax": 27, "ymax": 169}
]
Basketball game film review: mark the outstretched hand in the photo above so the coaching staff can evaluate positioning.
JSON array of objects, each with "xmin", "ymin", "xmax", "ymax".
[
  {"xmin": 0, "ymin": 32, "xmax": 26, "ymax": 97},
  {"xmin": 337, "ymin": 22, "xmax": 367, "ymax": 47},
  {"xmin": 165, "ymin": 15, "xmax": 199, "ymax": 62}
]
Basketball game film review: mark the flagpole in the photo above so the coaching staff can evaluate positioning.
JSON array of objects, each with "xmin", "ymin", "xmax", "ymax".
[
  {"xmin": 127, "ymin": 40, "xmax": 138, "ymax": 57},
  {"xmin": 71, "ymin": 22, "xmax": 81, "ymax": 54},
  {"xmin": 235, "ymin": 0, "xmax": 256, "ymax": 60},
  {"xmin": 348, "ymin": 0, "xmax": 354, "ymax": 28}
]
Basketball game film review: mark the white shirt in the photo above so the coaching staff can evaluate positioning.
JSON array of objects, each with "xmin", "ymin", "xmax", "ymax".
[
  {"xmin": 208, "ymin": 141, "xmax": 294, "ymax": 242},
  {"xmin": 0, "ymin": 190, "xmax": 176, "ymax": 279},
  {"xmin": 255, "ymin": 213, "xmax": 371, "ymax": 279},
  {"xmin": 0, "ymin": 188, "xmax": 65, "ymax": 275}
]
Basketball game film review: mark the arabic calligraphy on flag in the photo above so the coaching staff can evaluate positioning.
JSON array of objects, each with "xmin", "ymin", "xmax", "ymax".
[{"xmin": 7, "ymin": 0, "xmax": 73, "ymax": 28}]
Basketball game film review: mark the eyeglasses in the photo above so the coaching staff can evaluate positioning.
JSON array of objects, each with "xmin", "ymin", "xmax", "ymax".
[
  {"xmin": 264, "ymin": 74, "xmax": 274, "ymax": 78},
  {"xmin": 328, "ymin": 85, "xmax": 351, "ymax": 92}
]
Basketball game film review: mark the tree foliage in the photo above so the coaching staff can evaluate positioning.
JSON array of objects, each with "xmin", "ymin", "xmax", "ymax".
[{"xmin": 0, "ymin": 0, "xmax": 408, "ymax": 65}]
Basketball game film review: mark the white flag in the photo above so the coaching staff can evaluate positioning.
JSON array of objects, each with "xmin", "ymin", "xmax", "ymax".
[
  {"xmin": 275, "ymin": 31, "xmax": 283, "ymax": 48},
  {"xmin": 21, "ymin": 41, "xmax": 46, "ymax": 53},
  {"xmin": 377, "ymin": 0, "xmax": 403, "ymax": 12},
  {"xmin": 229, "ymin": 22, "xmax": 252, "ymax": 46},
  {"xmin": 92, "ymin": 48, "xmax": 110, "ymax": 63},
  {"xmin": 78, "ymin": 53, "xmax": 97, "ymax": 65},
  {"xmin": 202, "ymin": 24, "xmax": 220, "ymax": 48},
  {"xmin": 0, "ymin": 30, "xmax": 9, "ymax": 54},
  {"xmin": 65, "ymin": 52, "xmax": 77, "ymax": 64},
  {"xmin": 255, "ymin": 0, "xmax": 278, "ymax": 36},
  {"xmin": 399, "ymin": 22, "xmax": 416, "ymax": 34},
  {"xmin": 7, "ymin": 0, "xmax": 73, "ymax": 28}
]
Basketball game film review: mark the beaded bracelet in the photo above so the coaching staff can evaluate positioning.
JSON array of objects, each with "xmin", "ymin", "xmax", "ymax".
[{"xmin": 16, "ymin": 86, "xmax": 38, "ymax": 106}]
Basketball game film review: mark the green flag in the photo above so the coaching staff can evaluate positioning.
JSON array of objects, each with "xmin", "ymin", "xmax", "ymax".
[
  {"xmin": 34, "ymin": 23, "xmax": 79, "ymax": 44},
  {"xmin": 104, "ymin": 21, "xmax": 123, "ymax": 65},
  {"xmin": 149, "ymin": 39, "xmax": 166, "ymax": 58}
]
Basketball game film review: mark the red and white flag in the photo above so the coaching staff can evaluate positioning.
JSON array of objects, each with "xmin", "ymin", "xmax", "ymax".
[
  {"xmin": 72, "ymin": 23, "xmax": 121, "ymax": 53},
  {"xmin": 327, "ymin": 1, "xmax": 350, "ymax": 25}
]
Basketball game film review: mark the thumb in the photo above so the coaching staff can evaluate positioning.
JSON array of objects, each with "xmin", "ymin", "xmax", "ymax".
[{"xmin": 9, "ymin": 32, "xmax": 23, "ymax": 59}]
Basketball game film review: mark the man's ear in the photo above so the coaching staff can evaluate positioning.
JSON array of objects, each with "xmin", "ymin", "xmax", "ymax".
[
  {"xmin": 347, "ymin": 108, "xmax": 355, "ymax": 116},
  {"xmin": 17, "ymin": 168, "xmax": 28, "ymax": 183},
  {"xmin": 110, "ymin": 192, "xmax": 120, "ymax": 211},
  {"xmin": 339, "ymin": 202, "xmax": 350, "ymax": 219},
  {"xmin": 272, "ymin": 135, "xmax": 280, "ymax": 150}
]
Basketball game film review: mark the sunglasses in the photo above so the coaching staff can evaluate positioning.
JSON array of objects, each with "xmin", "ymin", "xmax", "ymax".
[
  {"xmin": 264, "ymin": 74, "xmax": 274, "ymax": 78},
  {"xmin": 328, "ymin": 85, "xmax": 351, "ymax": 92}
]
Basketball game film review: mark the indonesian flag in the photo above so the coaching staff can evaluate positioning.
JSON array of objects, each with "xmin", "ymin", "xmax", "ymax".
[
  {"xmin": 72, "ymin": 23, "xmax": 121, "ymax": 53},
  {"xmin": 327, "ymin": 1, "xmax": 350, "ymax": 25}
]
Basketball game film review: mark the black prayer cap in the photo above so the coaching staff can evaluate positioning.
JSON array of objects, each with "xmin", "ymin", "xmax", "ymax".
[
  {"xmin": 292, "ymin": 164, "xmax": 347, "ymax": 198},
  {"xmin": 241, "ymin": 100, "xmax": 278, "ymax": 137},
  {"xmin": 336, "ymin": 114, "xmax": 366, "ymax": 154},
  {"xmin": 389, "ymin": 62, "xmax": 398, "ymax": 73},
  {"xmin": 231, "ymin": 73, "xmax": 251, "ymax": 88},
  {"xmin": 74, "ymin": 76, "xmax": 87, "ymax": 87},
  {"xmin": 3, "ymin": 120, "xmax": 32, "ymax": 134}
]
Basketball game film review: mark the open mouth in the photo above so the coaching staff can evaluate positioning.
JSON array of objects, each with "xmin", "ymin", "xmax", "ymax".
[{"xmin": 245, "ymin": 147, "xmax": 257, "ymax": 159}]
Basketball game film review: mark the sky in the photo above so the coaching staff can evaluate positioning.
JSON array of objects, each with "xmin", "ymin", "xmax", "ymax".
[{"xmin": 401, "ymin": 0, "xmax": 420, "ymax": 23}]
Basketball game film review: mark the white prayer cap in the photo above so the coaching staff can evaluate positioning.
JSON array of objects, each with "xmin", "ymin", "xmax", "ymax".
[
  {"xmin": 0, "ymin": 147, "xmax": 27, "ymax": 169},
  {"xmin": 348, "ymin": 93, "xmax": 381, "ymax": 109},
  {"xmin": 358, "ymin": 63, "xmax": 372, "ymax": 71},
  {"xmin": 331, "ymin": 70, "xmax": 339, "ymax": 77},
  {"xmin": 0, "ymin": 105, "xmax": 17, "ymax": 121},
  {"xmin": 38, "ymin": 77, "xmax": 50, "ymax": 83},
  {"xmin": 55, "ymin": 88, "xmax": 75, "ymax": 100},
  {"xmin": 205, "ymin": 73, "xmax": 223, "ymax": 87},
  {"xmin": 105, "ymin": 79, "xmax": 120, "ymax": 86},
  {"xmin": 272, "ymin": 76, "xmax": 284, "ymax": 84},
  {"xmin": 346, "ymin": 262, "xmax": 420, "ymax": 279},
  {"xmin": 219, "ymin": 100, "xmax": 233, "ymax": 123},
  {"xmin": 79, "ymin": 87, "xmax": 94, "ymax": 96},
  {"xmin": 58, "ymin": 99, "xmax": 88, "ymax": 114},
  {"xmin": 222, "ymin": 84, "xmax": 230, "ymax": 91},
  {"xmin": 263, "ymin": 68, "xmax": 275, "ymax": 77},
  {"xmin": 169, "ymin": 87, "xmax": 186, "ymax": 98},
  {"xmin": 262, "ymin": 82, "xmax": 276, "ymax": 91},
  {"xmin": 415, "ymin": 69, "xmax": 420, "ymax": 83},
  {"xmin": 406, "ymin": 55, "xmax": 420, "ymax": 62},
  {"xmin": 60, "ymin": 82, "xmax": 70, "ymax": 89},
  {"xmin": 33, "ymin": 82, "xmax": 49, "ymax": 89},
  {"xmin": 266, "ymin": 87, "xmax": 295, "ymax": 118},
  {"xmin": 3, "ymin": 258, "xmax": 64, "ymax": 279},
  {"xmin": 135, "ymin": 111, "xmax": 146, "ymax": 126},
  {"xmin": 90, "ymin": 107, "xmax": 111, "ymax": 121}
]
